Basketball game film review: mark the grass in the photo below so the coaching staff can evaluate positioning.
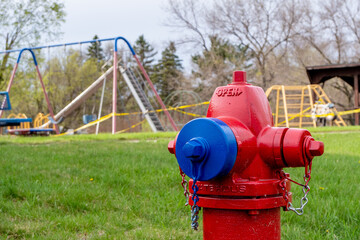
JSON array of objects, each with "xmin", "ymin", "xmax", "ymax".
[
  {"xmin": 282, "ymin": 128, "xmax": 360, "ymax": 239},
  {"xmin": 304, "ymin": 125, "xmax": 360, "ymax": 133},
  {"xmin": 0, "ymin": 127, "xmax": 359, "ymax": 239}
]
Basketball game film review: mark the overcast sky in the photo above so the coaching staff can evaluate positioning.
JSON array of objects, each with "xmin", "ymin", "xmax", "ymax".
[{"xmin": 55, "ymin": 0, "xmax": 189, "ymax": 64}]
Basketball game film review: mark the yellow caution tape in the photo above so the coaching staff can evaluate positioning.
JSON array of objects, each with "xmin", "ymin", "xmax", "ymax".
[
  {"xmin": 277, "ymin": 107, "xmax": 312, "ymax": 126},
  {"xmin": 174, "ymin": 109, "xmax": 206, "ymax": 117},
  {"xmin": 115, "ymin": 119, "xmax": 147, "ymax": 134},
  {"xmin": 55, "ymin": 102, "xmax": 210, "ymax": 136},
  {"xmin": 54, "ymin": 101, "xmax": 359, "ymax": 135},
  {"xmin": 56, "ymin": 113, "xmax": 113, "ymax": 136},
  {"xmin": 169, "ymin": 101, "xmax": 210, "ymax": 110},
  {"xmin": 277, "ymin": 107, "xmax": 360, "ymax": 126},
  {"xmin": 112, "ymin": 101, "xmax": 210, "ymax": 117},
  {"xmin": 302, "ymin": 108, "xmax": 360, "ymax": 118}
]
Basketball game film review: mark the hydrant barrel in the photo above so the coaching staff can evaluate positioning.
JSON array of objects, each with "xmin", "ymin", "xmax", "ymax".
[{"xmin": 169, "ymin": 70, "xmax": 324, "ymax": 240}]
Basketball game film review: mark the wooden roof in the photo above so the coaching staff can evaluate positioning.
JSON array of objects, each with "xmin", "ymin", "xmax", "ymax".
[{"xmin": 306, "ymin": 63, "xmax": 360, "ymax": 92}]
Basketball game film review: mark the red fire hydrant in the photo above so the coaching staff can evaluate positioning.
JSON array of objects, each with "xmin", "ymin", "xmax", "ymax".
[{"xmin": 168, "ymin": 71, "xmax": 324, "ymax": 240}]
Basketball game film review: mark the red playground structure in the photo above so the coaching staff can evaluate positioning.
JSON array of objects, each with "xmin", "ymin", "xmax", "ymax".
[{"xmin": 0, "ymin": 36, "xmax": 178, "ymax": 135}]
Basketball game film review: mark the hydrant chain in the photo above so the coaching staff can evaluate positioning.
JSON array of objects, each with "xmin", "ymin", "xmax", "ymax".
[
  {"xmin": 278, "ymin": 161, "xmax": 313, "ymax": 215},
  {"xmin": 180, "ymin": 169, "xmax": 190, "ymax": 206},
  {"xmin": 191, "ymin": 179, "xmax": 200, "ymax": 230},
  {"xmin": 288, "ymin": 185, "xmax": 310, "ymax": 215}
]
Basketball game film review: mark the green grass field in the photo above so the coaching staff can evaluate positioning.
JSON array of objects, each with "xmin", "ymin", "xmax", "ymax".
[{"xmin": 0, "ymin": 128, "xmax": 359, "ymax": 239}]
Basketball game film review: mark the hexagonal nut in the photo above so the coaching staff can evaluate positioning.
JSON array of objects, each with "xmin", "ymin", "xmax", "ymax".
[
  {"xmin": 182, "ymin": 141, "xmax": 203, "ymax": 158},
  {"xmin": 168, "ymin": 140, "xmax": 175, "ymax": 154},
  {"xmin": 309, "ymin": 140, "xmax": 324, "ymax": 156}
]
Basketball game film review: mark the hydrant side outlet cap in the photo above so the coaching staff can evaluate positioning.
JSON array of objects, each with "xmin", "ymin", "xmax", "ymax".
[{"xmin": 176, "ymin": 118, "xmax": 238, "ymax": 181}]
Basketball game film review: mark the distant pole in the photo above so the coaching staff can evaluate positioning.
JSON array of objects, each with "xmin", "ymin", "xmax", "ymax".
[
  {"xmin": 96, "ymin": 77, "xmax": 106, "ymax": 135},
  {"xmin": 112, "ymin": 50, "xmax": 118, "ymax": 134},
  {"xmin": 355, "ymin": 74, "xmax": 359, "ymax": 125},
  {"xmin": 35, "ymin": 65, "xmax": 59, "ymax": 134}
]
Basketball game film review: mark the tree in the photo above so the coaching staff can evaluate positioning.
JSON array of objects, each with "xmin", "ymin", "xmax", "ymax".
[
  {"xmin": 192, "ymin": 35, "xmax": 253, "ymax": 99},
  {"xmin": 87, "ymin": 35, "xmax": 104, "ymax": 63},
  {"xmin": 0, "ymin": 0, "xmax": 65, "ymax": 87},
  {"xmin": 208, "ymin": 0, "xmax": 305, "ymax": 88},
  {"xmin": 166, "ymin": 0, "xmax": 209, "ymax": 50},
  {"xmin": 291, "ymin": 0, "xmax": 359, "ymax": 116},
  {"xmin": 166, "ymin": 0, "xmax": 305, "ymax": 89},
  {"xmin": 152, "ymin": 42, "xmax": 183, "ymax": 99},
  {"xmin": 133, "ymin": 35, "xmax": 157, "ymax": 75}
]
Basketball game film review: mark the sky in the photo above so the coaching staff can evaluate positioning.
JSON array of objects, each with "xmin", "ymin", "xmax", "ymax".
[{"xmin": 54, "ymin": 0, "xmax": 190, "ymax": 66}]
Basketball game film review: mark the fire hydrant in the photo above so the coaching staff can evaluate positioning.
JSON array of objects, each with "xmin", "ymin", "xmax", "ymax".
[{"xmin": 168, "ymin": 71, "xmax": 324, "ymax": 240}]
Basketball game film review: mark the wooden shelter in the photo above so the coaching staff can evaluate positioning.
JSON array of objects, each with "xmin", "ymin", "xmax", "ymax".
[{"xmin": 306, "ymin": 63, "xmax": 360, "ymax": 125}]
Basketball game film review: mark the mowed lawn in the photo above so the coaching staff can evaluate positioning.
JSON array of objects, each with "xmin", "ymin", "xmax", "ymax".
[{"xmin": 0, "ymin": 128, "xmax": 359, "ymax": 239}]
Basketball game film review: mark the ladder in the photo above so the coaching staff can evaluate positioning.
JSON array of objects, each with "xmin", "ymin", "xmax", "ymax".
[{"xmin": 120, "ymin": 66, "xmax": 164, "ymax": 132}]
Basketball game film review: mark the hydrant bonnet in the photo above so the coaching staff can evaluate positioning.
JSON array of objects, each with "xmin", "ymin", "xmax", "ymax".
[{"xmin": 175, "ymin": 118, "xmax": 238, "ymax": 181}]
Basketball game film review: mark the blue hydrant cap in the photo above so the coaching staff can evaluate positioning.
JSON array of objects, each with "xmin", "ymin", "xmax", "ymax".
[{"xmin": 176, "ymin": 118, "xmax": 238, "ymax": 181}]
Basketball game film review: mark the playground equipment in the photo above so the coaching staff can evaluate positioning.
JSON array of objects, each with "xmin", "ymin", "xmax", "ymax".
[
  {"xmin": 33, "ymin": 113, "xmax": 56, "ymax": 130},
  {"xmin": 168, "ymin": 71, "xmax": 324, "ymax": 239},
  {"xmin": 0, "ymin": 49, "xmax": 59, "ymax": 134},
  {"xmin": 0, "ymin": 91, "xmax": 32, "ymax": 128},
  {"xmin": 120, "ymin": 66, "xmax": 164, "ymax": 131},
  {"xmin": 5, "ymin": 113, "xmax": 56, "ymax": 136},
  {"xmin": 0, "ymin": 36, "xmax": 177, "ymax": 134},
  {"xmin": 113, "ymin": 37, "xmax": 177, "ymax": 133},
  {"xmin": 265, "ymin": 84, "xmax": 346, "ymax": 127},
  {"xmin": 38, "ymin": 61, "xmax": 166, "ymax": 133},
  {"xmin": 6, "ymin": 113, "xmax": 31, "ymax": 129}
]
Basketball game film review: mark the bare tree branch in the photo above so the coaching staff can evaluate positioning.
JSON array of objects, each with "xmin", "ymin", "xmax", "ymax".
[{"xmin": 164, "ymin": 0, "xmax": 209, "ymax": 51}]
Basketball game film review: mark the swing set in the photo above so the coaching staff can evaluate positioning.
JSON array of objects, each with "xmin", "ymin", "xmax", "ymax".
[
  {"xmin": 0, "ymin": 36, "xmax": 178, "ymax": 135},
  {"xmin": 0, "ymin": 91, "xmax": 32, "ymax": 129}
]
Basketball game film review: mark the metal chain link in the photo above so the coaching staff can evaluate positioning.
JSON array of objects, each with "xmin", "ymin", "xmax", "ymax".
[
  {"xmin": 278, "ymin": 161, "xmax": 312, "ymax": 216},
  {"xmin": 287, "ymin": 184, "xmax": 310, "ymax": 215},
  {"xmin": 180, "ymin": 169, "xmax": 190, "ymax": 206},
  {"xmin": 191, "ymin": 179, "xmax": 200, "ymax": 230},
  {"xmin": 179, "ymin": 168, "xmax": 200, "ymax": 230}
]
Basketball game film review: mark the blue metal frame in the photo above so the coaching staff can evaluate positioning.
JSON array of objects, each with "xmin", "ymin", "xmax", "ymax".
[
  {"xmin": 0, "ymin": 118, "xmax": 32, "ymax": 123},
  {"xmin": 0, "ymin": 91, "xmax": 11, "ymax": 110},
  {"xmin": 17, "ymin": 48, "xmax": 38, "ymax": 65},
  {"xmin": 0, "ymin": 36, "xmax": 136, "ymax": 55},
  {"xmin": 114, "ymin": 37, "xmax": 136, "ymax": 55},
  {"xmin": 0, "ymin": 118, "xmax": 32, "ymax": 127}
]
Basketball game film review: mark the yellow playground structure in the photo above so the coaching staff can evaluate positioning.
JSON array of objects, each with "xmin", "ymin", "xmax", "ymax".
[
  {"xmin": 33, "ymin": 113, "xmax": 57, "ymax": 130},
  {"xmin": 265, "ymin": 84, "xmax": 347, "ymax": 128},
  {"xmin": 6, "ymin": 113, "xmax": 31, "ymax": 129},
  {"xmin": 7, "ymin": 113, "xmax": 56, "ymax": 131}
]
